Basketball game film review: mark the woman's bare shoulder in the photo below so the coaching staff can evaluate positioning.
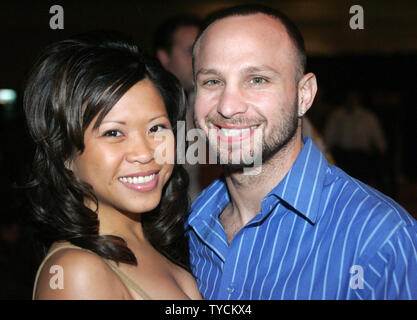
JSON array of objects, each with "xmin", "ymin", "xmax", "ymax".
[{"xmin": 34, "ymin": 246, "xmax": 128, "ymax": 300}]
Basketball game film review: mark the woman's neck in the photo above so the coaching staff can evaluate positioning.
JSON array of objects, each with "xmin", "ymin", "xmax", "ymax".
[{"xmin": 94, "ymin": 205, "xmax": 146, "ymax": 243}]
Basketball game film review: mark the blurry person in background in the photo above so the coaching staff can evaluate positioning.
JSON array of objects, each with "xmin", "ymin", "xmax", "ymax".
[
  {"xmin": 24, "ymin": 32, "xmax": 201, "ymax": 300},
  {"xmin": 324, "ymin": 89, "xmax": 387, "ymax": 186},
  {"xmin": 155, "ymin": 15, "xmax": 222, "ymax": 200},
  {"xmin": 154, "ymin": 15, "xmax": 201, "ymax": 95}
]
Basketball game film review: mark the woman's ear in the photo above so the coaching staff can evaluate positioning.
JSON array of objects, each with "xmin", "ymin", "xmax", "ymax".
[
  {"xmin": 64, "ymin": 158, "xmax": 73, "ymax": 172},
  {"xmin": 297, "ymin": 72, "xmax": 318, "ymax": 117}
]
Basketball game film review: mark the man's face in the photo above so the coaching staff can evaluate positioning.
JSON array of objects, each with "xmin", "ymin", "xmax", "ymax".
[
  {"xmin": 193, "ymin": 14, "xmax": 300, "ymax": 168},
  {"xmin": 166, "ymin": 25, "xmax": 199, "ymax": 92}
]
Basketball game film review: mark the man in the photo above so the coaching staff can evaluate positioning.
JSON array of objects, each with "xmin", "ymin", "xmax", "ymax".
[
  {"xmin": 324, "ymin": 89, "xmax": 387, "ymax": 184},
  {"xmin": 154, "ymin": 15, "xmax": 201, "ymax": 94},
  {"xmin": 186, "ymin": 5, "xmax": 417, "ymax": 300}
]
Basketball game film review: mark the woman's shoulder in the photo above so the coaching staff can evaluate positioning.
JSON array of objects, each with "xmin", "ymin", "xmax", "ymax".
[{"xmin": 34, "ymin": 242, "xmax": 128, "ymax": 300}]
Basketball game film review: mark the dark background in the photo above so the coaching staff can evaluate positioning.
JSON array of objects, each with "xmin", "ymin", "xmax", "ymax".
[{"xmin": 0, "ymin": 0, "xmax": 416, "ymax": 299}]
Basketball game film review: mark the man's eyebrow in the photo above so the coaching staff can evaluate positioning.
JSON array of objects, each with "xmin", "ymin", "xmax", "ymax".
[
  {"xmin": 195, "ymin": 68, "xmax": 222, "ymax": 78},
  {"xmin": 196, "ymin": 66, "xmax": 280, "ymax": 78},
  {"xmin": 241, "ymin": 65, "xmax": 280, "ymax": 75}
]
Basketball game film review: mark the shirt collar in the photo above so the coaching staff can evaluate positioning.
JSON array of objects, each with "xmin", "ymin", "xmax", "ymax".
[
  {"xmin": 187, "ymin": 137, "xmax": 328, "ymax": 228},
  {"xmin": 266, "ymin": 137, "xmax": 328, "ymax": 224},
  {"xmin": 186, "ymin": 178, "xmax": 229, "ymax": 230}
]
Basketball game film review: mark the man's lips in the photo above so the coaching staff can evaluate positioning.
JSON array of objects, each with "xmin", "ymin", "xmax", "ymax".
[
  {"xmin": 212, "ymin": 123, "xmax": 260, "ymax": 143},
  {"xmin": 214, "ymin": 123, "xmax": 258, "ymax": 129}
]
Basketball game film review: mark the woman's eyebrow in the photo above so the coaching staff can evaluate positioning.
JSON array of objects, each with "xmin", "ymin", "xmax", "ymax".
[
  {"xmin": 100, "ymin": 120, "xmax": 126, "ymax": 125},
  {"xmin": 99, "ymin": 115, "xmax": 169, "ymax": 126},
  {"xmin": 149, "ymin": 114, "xmax": 169, "ymax": 122}
]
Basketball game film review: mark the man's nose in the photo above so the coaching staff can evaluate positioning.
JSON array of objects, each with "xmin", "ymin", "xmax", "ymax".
[
  {"xmin": 125, "ymin": 135, "xmax": 154, "ymax": 164},
  {"xmin": 216, "ymin": 84, "xmax": 248, "ymax": 119}
]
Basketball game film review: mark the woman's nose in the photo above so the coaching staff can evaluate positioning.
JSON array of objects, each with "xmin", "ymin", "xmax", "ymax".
[{"xmin": 125, "ymin": 135, "xmax": 154, "ymax": 164}]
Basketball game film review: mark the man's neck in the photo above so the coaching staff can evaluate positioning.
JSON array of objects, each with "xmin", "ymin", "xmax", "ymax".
[{"xmin": 220, "ymin": 134, "xmax": 304, "ymax": 243}]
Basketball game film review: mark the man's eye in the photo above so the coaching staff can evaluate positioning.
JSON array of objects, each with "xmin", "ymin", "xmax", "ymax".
[
  {"xmin": 249, "ymin": 77, "xmax": 267, "ymax": 85},
  {"xmin": 149, "ymin": 124, "xmax": 168, "ymax": 133},
  {"xmin": 203, "ymin": 79, "xmax": 221, "ymax": 86},
  {"xmin": 103, "ymin": 130, "xmax": 123, "ymax": 137}
]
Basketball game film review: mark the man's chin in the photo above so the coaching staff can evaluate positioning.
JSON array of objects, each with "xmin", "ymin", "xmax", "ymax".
[
  {"xmin": 217, "ymin": 152, "xmax": 262, "ymax": 171},
  {"xmin": 221, "ymin": 162, "xmax": 255, "ymax": 173}
]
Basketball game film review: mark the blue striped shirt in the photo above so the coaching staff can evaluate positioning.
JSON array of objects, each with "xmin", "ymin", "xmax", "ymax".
[{"xmin": 186, "ymin": 137, "xmax": 417, "ymax": 300}]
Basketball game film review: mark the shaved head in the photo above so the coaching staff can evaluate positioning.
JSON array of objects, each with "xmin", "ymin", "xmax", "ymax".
[{"xmin": 193, "ymin": 5, "xmax": 306, "ymax": 82}]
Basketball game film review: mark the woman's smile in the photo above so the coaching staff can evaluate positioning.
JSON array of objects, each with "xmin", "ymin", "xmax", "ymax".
[{"xmin": 118, "ymin": 170, "xmax": 160, "ymax": 192}]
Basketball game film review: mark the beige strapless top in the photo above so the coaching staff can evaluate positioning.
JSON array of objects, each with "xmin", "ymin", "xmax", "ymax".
[{"xmin": 32, "ymin": 243, "xmax": 152, "ymax": 300}]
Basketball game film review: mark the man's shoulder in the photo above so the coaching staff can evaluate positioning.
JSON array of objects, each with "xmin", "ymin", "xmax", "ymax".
[
  {"xmin": 325, "ymin": 164, "xmax": 416, "ymax": 255},
  {"xmin": 328, "ymin": 164, "xmax": 413, "ymax": 223}
]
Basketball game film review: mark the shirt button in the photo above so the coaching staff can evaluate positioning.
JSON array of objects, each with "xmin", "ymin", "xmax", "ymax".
[{"xmin": 227, "ymin": 285, "xmax": 235, "ymax": 294}]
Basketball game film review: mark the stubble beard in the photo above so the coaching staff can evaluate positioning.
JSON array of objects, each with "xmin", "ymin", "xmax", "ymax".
[{"xmin": 199, "ymin": 94, "xmax": 300, "ymax": 172}]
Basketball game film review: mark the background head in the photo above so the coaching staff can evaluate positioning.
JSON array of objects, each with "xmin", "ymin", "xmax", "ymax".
[
  {"xmin": 23, "ymin": 31, "xmax": 190, "ymax": 267},
  {"xmin": 154, "ymin": 15, "xmax": 201, "ymax": 92}
]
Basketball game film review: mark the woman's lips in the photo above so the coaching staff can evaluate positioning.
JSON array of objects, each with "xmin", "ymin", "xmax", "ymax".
[{"xmin": 118, "ymin": 170, "xmax": 160, "ymax": 192}]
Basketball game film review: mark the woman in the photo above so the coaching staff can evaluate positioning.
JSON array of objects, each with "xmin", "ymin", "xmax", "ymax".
[{"xmin": 24, "ymin": 32, "xmax": 201, "ymax": 299}]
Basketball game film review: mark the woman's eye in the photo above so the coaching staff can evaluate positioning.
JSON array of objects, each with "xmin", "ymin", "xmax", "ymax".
[
  {"xmin": 149, "ymin": 124, "xmax": 168, "ymax": 133},
  {"xmin": 249, "ymin": 77, "xmax": 267, "ymax": 85},
  {"xmin": 103, "ymin": 130, "xmax": 123, "ymax": 137}
]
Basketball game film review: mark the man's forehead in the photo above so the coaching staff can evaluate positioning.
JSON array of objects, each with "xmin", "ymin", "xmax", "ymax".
[
  {"xmin": 194, "ymin": 14, "xmax": 292, "ymax": 62},
  {"xmin": 194, "ymin": 13, "xmax": 294, "ymax": 73},
  {"xmin": 197, "ymin": 14, "xmax": 288, "ymax": 48}
]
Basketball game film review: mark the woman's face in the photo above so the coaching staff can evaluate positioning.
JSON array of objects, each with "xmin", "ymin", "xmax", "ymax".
[{"xmin": 69, "ymin": 78, "xmax": 175, "ymax": 216}]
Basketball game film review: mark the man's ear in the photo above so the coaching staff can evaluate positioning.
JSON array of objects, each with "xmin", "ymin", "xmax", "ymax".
[
  {"xmin": 297, "ymin": 72, "xmax": 318, "ymax": 117},
  {"xmin": 156, "ymin": 49, "xmax": 170, "ymax": 69}
]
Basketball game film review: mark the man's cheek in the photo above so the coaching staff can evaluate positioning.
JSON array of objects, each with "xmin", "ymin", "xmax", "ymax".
[{"xmin": 193, "ymin": 102, "xmax": 207, "ymax": 125}]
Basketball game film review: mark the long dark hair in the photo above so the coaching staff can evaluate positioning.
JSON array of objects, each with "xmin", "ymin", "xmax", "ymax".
[{"xmin": 23, "ymin": 31, "xmax": 190, "ymax": 269}]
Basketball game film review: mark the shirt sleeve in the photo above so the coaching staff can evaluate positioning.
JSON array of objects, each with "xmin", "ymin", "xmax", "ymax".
[{"xmin": 354, "ymin": 224, "xmax": 417, "ymax": 300}]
